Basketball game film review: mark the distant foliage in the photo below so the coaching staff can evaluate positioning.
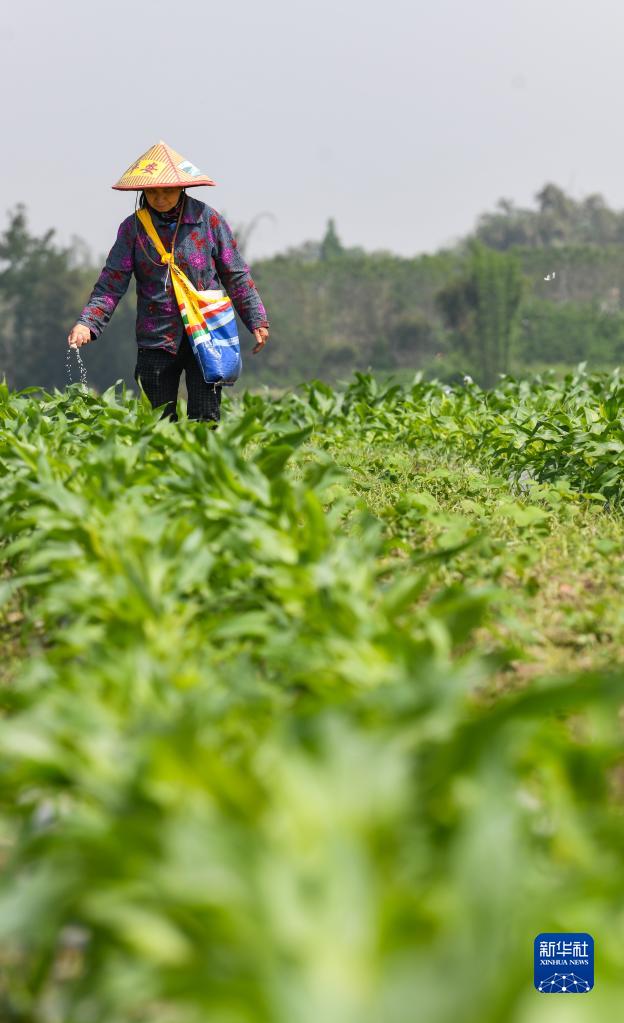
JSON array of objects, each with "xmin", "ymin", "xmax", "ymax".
[
  {"xmin": 475, "ymin": 183, "xmax": 624, "ymax": 249},
  {"xmin": 436, "ymin": 243, "xmax": 524, "ymax": 386},
  {"xmin": 0, "ymin": 204, "xmax": 87, "ymax": 389},
  {"xmin": 0, "ymin": 205, "xmax": 136, "ymax": 392},
  {"xmin": 519, "ymin": 298, "xmax": 624, "ymax": 366},
  {"xmin": 6, "ymin": 187, "xmax": 624, "ymax": 395},
  {"xmin": 319, "ymin": 217, "xmax": 344, "ymax": 261}
]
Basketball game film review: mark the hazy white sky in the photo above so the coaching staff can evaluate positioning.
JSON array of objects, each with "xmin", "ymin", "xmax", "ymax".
[{"xmin": 2, "ymin": 0, "xmax": 623, "ymax": 262}]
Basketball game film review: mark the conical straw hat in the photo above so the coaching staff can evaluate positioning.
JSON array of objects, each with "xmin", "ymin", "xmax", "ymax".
[{"xmin": 112, "ymin": 140, "xmax": 216, "ymax": 190}]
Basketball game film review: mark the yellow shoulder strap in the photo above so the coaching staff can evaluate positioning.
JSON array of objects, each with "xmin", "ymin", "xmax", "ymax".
[{"xmin": 137, "ymin": 208, "xmax": 168, "ymax": 260}]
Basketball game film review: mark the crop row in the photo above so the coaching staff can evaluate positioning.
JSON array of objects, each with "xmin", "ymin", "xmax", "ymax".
[
  {"xmin": 240, "ymin": 366, "xmax": 624, "ymax": 502},
  {"xmin": 0, "ymin": 379, "xmax": 623, "ymax": 1021}
]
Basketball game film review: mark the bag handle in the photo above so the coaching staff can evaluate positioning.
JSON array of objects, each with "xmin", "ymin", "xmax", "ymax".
[{"xmin": 137, "ymin": 208, "xmax": 170, "ymax": 263}]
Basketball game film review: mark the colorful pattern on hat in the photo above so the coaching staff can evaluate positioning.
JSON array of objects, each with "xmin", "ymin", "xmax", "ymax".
[{"xmin": 112, "ymin": 141, "xmax": 216, "ymax": 190}]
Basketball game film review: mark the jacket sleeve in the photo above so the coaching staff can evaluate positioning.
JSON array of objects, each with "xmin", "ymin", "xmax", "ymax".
[
  {"xmin": 211, "ymin": 212, "xmax": 269, "ymax": 333},
  {"xmin": 78, "ymin": 218, "xmax": 135, "ymax": 338}
]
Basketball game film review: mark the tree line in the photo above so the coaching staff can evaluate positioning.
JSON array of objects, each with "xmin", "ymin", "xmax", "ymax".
[
  {"xmin": 475, "ymin": 183, "xmax": 624, "ymax": 249},
  {"xmin": 4, "ymin": 185, "xmax": 624, "ymax": 392}
]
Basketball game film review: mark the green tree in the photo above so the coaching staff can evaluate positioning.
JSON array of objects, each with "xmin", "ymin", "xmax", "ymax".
[
  {"xmin": 436, "ymin": 242, "xmax": 524, "ymax": 387},
  {"xmin": 320, "ymin": 218, "xmax": 343, "ymax": 261},
  {"xmin": 0, "ymin": 205, "xmax": 136, "ymax": 392},
  {"xmin": 0, "ymin": 205, "xmax": 83, "ymax": 388},
  {"xmin": 475, "ymin": 183, "xmax": 624, "ymax": 250}
]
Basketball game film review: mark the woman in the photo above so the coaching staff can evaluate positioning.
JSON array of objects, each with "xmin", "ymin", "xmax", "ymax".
[{"xmin": 67, "ymin": 141, "xmax": 270, "ymax": 423}]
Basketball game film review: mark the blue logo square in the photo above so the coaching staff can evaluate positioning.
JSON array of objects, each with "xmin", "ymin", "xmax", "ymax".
[{"xmin": 534, "ymin": 933, "xmax": 594, "ymax": 993}]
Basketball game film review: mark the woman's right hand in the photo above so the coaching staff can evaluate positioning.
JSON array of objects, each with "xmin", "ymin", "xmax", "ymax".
[{"xmin": 67, "ymin": 323, "xmax": 92, "ymax": 348}]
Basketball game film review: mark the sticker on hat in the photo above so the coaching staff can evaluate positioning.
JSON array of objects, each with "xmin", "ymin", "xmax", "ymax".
[
  {"xmin": 177, "ymin": 160, "xmax": 202, "ymax": 178},
  {"xmin": 130, "ymin": 159, "xmax": 166, "ymax": 178}
]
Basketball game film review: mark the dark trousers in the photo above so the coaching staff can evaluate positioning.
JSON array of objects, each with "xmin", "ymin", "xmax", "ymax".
[{"xmin": 134, "ymin": 336, "xmax": 222, "ymax": 422}]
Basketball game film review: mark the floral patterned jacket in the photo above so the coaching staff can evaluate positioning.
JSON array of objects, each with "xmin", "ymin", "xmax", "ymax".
[{"xmin": 78, "ymin": 195, "xmax": 269, "ymax": 352}]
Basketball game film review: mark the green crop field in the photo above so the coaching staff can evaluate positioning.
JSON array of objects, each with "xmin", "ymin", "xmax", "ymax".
[{"xmin": 1, "ymin": 369, "xmax": 624, "ymax": 1022}]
